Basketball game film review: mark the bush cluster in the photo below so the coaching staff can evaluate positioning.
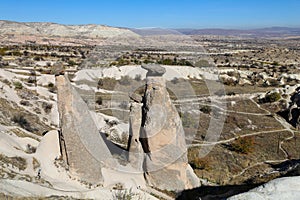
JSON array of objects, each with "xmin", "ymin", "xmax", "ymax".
[
  {"xmin": 230, "ymin": 136, "xmax": 255, "ymax": 154},
  {"xmin": 259, "ymin": 92, "xmax": 281, "ymax": 103}
]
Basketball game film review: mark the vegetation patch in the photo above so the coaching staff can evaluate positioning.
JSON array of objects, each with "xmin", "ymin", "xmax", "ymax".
[
  {"xmin": 229, "ymin": 136, "xmax": 255, "ymax": 154},
  {"xmin": 0, "ymin": 154, "xmax": 27, "ymax": 170},
  {"xmin": 97, "ymin": 77, "xmax": 117, "ymax": 90},
  {"xmin": 259, "ymin": 92, "xmax": 281, "ymax": 103},
  {"xmin": 188, "ymin": 148, "xmax": 212, "ymax": 170},
  {"xmin": 12, "ymin": 115, "xmax": 32, "ymax": 132},
  {"xmin": 47, "ymin": 82, "xmax": 57, "ymax": 93},
  {"xmin": 10, "ymin": 128, "xmax": 40, "ymax": 141},
  {"xmin": 32, "ymin": 157, "xmax": 40, "ymax": 170},
  {"xmin": 13, "ymin": 81, "xmax": 23, "ymax": 90}
]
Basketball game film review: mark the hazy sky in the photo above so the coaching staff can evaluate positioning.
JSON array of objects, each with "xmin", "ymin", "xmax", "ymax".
[{"xmin": 1, "ymin": 0, "xmax": 299, "ymax": 28}]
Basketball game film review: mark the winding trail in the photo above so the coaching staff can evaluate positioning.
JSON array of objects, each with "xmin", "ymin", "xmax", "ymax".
[
  {"xmin": 188, "ymin": 95, "xmax": 297, "ymax": 158},
  {"xmin": 187, "ymin": 94, "xmax": 299, "ymax": 181}
]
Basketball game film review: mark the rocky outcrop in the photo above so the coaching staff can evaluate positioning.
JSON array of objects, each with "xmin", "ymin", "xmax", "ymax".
[
  {"xmin": 56, "ymin": 65, "xmax": 198, "ymax": 189},
  {"xmin": 128, "ymin": 102, "xmax": 144, "ymax": 171},
  {"xmin": 288, "ymin": 89, "xmax": 300, "ymax": 129},
  {"xmin": 56, "ymin": 74, "xmax": 114, "ymax": 184},
  {"xmin": 128, "ymin": 65, "xmax": 199, "ymax": 191},
  {"xmin": 229, "ymin": 176, "xmax": 300, "ymax": 200}
]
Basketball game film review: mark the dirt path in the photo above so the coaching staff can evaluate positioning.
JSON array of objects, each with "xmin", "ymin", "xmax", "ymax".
[
  {"xmin": 189, "ymin": 95, "xmax": 297, "ymax": 159},
  {"xmin": 188, "ymin": 94, "xmax": 299, "ymax": 182}
]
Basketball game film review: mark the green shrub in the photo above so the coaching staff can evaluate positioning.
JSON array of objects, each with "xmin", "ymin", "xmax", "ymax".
[
  {"xmin": 160, "ymin": 58, "xmax": 173, "ymax": 65},
  {"xmin": 266, "ymin": 92, "xmax": 281, "ymax": 102},
  {"xmin": 13, "ymin": 81, "xmax": 23, "ymax": 90},
  {"xmin": 47, "ymin": 82, "xmax": 56, "ymax": 93},
  {"xmin": 200, "ymin": 105, "xmax": 211, "ymax": 114},
  {"xmin": 262, "ymin": 92, "xmax": 281, "ymax": 103},
  {"xmin": 68, "ymin": 60, "xmax": 76, "ymax": 66},
  {"xmin": 113, "ymin": 188, "xmax": 136, "ymax": 200}
]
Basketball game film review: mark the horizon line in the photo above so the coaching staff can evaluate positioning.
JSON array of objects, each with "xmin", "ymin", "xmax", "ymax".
[{"xmin": 1, "ymin": 19, "xmax": 300, "ymax": 30}]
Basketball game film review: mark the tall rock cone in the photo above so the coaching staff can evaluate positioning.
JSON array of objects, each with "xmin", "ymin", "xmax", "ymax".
[
  {"xmin": 128, "ymin": 64, "xmax": 199, "ymax": 191},
  {"xmin": 56, "ymin": 74, "xmax": 115, "ymax": 184}
]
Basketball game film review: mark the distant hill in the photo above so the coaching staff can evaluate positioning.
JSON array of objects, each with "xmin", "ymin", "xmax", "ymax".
[
  {"xmin": 1, "ymin": 20, "xmax": 300, "ymax": 45},
  {"xmin": 0, "ymin": 20, "xmax": 138, "ymax": 38},
  {"xmin": 130, "ymin": 27, "xmax": 182, "ymax": 36},
  {"xmin": 175, "ymin": 27, "xmax": 300, "ymax": 37}
]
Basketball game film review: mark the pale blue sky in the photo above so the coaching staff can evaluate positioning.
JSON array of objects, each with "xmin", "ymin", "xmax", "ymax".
[{"xmin": 1, "ymin": 0, "xmax": 299, "ymax": 28}]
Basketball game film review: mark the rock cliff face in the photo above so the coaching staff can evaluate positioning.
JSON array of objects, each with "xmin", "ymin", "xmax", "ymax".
[
  {"xmin": 56, "ymin": 74, "xmax": 114, "ymax": 184},
  {"xmin": 128, "ymin": 65, "xmax": 199, "ymax": 191},
  {"xmin": 288, "ymin": 89, "xmax": 300, "ymax": 129}
]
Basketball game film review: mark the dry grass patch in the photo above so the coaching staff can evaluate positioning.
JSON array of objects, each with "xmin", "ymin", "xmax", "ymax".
[
  {"xmin": 0, "ymin": 154, "xmax": 27, "ymax": 171},
  {"xmin": 10, "ymin": 128, "xmax": 40, "ymax": 141}
]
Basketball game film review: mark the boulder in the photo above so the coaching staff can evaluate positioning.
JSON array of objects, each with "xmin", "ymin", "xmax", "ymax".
[
  {"xmin": 229, "ymin": 176, "xmax": 300, "ymax": 200},
  {"xmin": 141, "ymin": 63, "xmax": 166, "ymax": 77},
  {"xmin": 288, "ymin": 91, "xmax": 300, "ymax": 129}
]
